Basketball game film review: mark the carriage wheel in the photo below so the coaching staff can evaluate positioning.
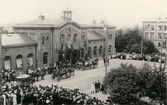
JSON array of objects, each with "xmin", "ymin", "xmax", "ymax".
[
  {"xmin": 50, "ymin": 74, "xmax": 55, "ymax": 80},
  {"xmin": 68, "ymin": 73, "xmax": 71, "ymax": 78},
  {"xmin": 57, "ymin": 76, "xmax": 62, "ymax": 81}
]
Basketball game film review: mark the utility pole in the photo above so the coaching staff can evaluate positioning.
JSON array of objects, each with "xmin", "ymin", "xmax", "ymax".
[{"xmin": 104, "ymin": 19, "xmax": 108, "ymax": 94}]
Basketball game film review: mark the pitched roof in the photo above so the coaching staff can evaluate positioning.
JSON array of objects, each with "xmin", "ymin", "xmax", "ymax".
[
  {"xmin": 13, "ymin": 18, "xmax": 66, "ymax": 27},
  {"xmin": 87, "ymin": 31, "xmax": 105, "ymax": 40},
  {"xmin": 80, "ymin": 23, "xmax": 116, "ymax": 28},
  {"xmin": 2, "ymin": 34, "xmax": 36, "ymax": 47},
  {"xmin": 144, "ymin": 13, "xmax": 167, "ymax": 22}
]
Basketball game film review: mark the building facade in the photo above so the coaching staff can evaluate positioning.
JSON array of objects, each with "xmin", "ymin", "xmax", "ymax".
[
  {"xmin": 143, "ymin": 12, "xmax": 167, "ymax": 53},
  {"xmin": 0, "ymin": 9, "xmax": 116, "ymax": 73},
  {"xmin": 0, "ymin": 33, "xmax": 37, "ymax": 73}
]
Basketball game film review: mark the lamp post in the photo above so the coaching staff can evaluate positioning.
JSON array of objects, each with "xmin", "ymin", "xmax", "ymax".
[{"xmin": 104, "ymin": 18, "xmax": 108, "ymax": 94}]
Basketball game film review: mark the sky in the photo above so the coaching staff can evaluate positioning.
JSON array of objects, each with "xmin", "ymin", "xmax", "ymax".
[{"xmin": 0, "ymin": 0, "xmax": 167, "ymax": 29}]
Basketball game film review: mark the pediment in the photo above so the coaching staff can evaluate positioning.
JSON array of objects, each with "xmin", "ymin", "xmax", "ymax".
[{"xmin": 58, "ymin": 23, "xmax": 80, "ymax": 35}]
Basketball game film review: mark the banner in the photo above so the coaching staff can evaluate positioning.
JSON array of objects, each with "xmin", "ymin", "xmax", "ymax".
[
  {"xmin": 16, "ymin": 58, "xmax": 23, "ymax": 68},
  {"xmin": 27, "ymin": 57, "xmax": 33, "ymax": 66},
  {"xmin": 4, "ymin": 60, "xmax": 10, "ymax": 70}
]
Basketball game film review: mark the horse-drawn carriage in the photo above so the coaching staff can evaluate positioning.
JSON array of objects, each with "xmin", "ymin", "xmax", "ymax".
[
  {"xmin": 27, "ymin": 67, "xmax": 46, "ymax": 82},
  {"xmin": 75, "ymin": 58, "xmax": 99, "ymax": 70},
  {"xmin": 50, "ymin": 63, "xmax": 75, "ymax": 81},
  {"xmin": 16, "ymin": 74, "xmax": 35, "ymax": 88}
]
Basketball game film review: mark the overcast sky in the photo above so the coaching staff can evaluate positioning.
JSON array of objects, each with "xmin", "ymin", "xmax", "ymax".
[{"xmin": 0, "ymin": 0, "xmax": 167, "ymax": 29}]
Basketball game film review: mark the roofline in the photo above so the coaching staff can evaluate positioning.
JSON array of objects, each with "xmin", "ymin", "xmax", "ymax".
[
  {"xmin": 88, "ymin": 39, "xmax": 105, "ymax": 41},
  {"xmin": 57, "ymin": 21, "xmax": 81, "ymax": 29},
  {"xmin": 2, "ymin": 43, "xmax": 37, "ymax": 48},
  {"xmin": 81, "ymin": 26, "xmax": 116, "ymax": 29},
  {"xmin": 12, "ymin": 23, "xmax": 116, "ymax": 29},
  {"xmin": 143, "ymin": 21, "xmax": 167, "ymax": 23}
]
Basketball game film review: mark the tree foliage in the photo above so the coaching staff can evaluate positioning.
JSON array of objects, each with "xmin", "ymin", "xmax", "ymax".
[
  {"xmin": 103, "ymin": 63, "xmax": 166, "ymax": 104},
  {"xmin": 115, "ymin": 27, "xmax": 159, "ymax": 54}
]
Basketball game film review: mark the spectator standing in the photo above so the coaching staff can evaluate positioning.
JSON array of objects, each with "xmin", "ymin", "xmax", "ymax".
[
  {"xmin": 96, "ymin": 80, "xmax": 101, "ymax": 92},
  {"xmin": 91, "ymin": 82, "xmax": 95, "ymax": 94},
  {"xmin": 100, "ymin": 84, "xmax": 105, "ymax": 94}
]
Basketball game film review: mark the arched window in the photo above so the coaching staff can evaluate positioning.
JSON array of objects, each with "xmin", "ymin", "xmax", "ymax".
[
  {"xmin": 16, "ymin": 55, "xmax": 23, "ymax": 69},
  {"xmin": 27, "ymin": 53, "xmax": 33, "ymax": 66},
  {"xmin": 81, "ymin": 35, "xmax": 85, "ymax": 42},
  {"xmin": 88, "ymin": 47, "xmax": 91, "ymax": 57},
  {"xmin": 158, "ymin": 42, "xmax": 161, "ymax": 47},
  {"xmin": 94, "ymin": 46, "xmax": 97, "ymax": 56},
  {"xmin": 60, "ymin": 34, "xmax": 64, "ymax": 42},
  {"xmin": 42, "ymin": 37, "xmax": 45, "ymax": 45},
  {"xmin": 46, "ymin": 36, "xmax": 49, "ymax": 45},
  {"xmin": 67, "ymin": 34, "xmax": 71, "ymax": 42},
  {"xmin": 43, "ymin": 52, "xmax": 48, "ymax": 64},
  {"xmin": 108, "ymin": 45, "xmax": 112, "ymax": 52},
  {"xmin": 73, "ymin": 34, "xmax": 77, "ymax": 43},
  {"xmin": 99, "ymin": 46, "xmax": 102, "ymax": 55},
  {"xmin": 81, "ymin": 48, "xmax": 84, "ymax": 58},
  {"xmin": 4, "ymin": 56, "xmax": 11, "ymax": 70}
]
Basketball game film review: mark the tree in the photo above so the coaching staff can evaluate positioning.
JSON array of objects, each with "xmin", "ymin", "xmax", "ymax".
[
  {"xmin": 104, "ymin": 64, "xmax": 141, "ymax": 104},
  {"xmin": 115, "ymin": 27, "xmax": 159, "ymax": 54},
  {"xmin": 130, "ymin": 44, "xmax": 141, "ymax": 53},
  {"xmin": 104, "ymin": 63, "xmax": 166, "ymax": 105},
  {"xmin": 142, "ymin": 40, "xmax": 159, "ymax": 54}
]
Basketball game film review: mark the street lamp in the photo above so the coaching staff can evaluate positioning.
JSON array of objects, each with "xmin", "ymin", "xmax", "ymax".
[{"xmin": 104, "ymin": 17, "xmax": 108, "ymax": 94}]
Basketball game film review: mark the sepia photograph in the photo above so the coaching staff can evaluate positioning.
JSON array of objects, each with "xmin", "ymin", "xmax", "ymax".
[{"xmin": 0, "ymin": 0, "xmax": 167, "ymax": 105}]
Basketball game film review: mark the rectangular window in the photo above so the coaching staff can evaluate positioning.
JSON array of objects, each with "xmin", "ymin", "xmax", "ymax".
[
  {"xmin": 158, "ymin": 33, "xmax": 162, "ymax": 39},
  {"xmin": 145, "ymin": 25, "xmax": 149, "ymax": 30},
  {"xmin": 150, "ymin": 33, "xmax": 154, "ymax": 39},
  {"xmin": 164, "ymin": 25, "xmax": 167, "ymax": 30},
  {"xmin": 151, "ymin": 25, "xmax": 154, "ymax": 30},
  {"xmin": 164, "ymin": 33, "xmax": 166, "ymax": 39},
  {"xmin": 158, "ymin": 25, "xmax": 162, "ymax": 30},
  {"xmin": 145, "ymin": 33, "xmax": 149, "ymax": 39}
]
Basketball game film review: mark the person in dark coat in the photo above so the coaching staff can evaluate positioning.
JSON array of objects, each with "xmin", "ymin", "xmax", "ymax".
[
  {"xmin": 96, "ymin": 80, "xmax": 101, "ymax": 92},
  {"xmin": 100, "ymin": 84, "xmax": 105, "ymax": 94},
  {"xmin": 16, "ymin": 90, "xmax": 21, "ymax": 104}
]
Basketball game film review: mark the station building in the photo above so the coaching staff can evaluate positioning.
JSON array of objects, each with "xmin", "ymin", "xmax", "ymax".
[{"xmin": 0, "ymin": 10, "xmax": 116, "ymax": 73}]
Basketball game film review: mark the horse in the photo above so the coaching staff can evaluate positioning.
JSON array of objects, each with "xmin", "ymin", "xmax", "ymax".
[
  {"xmin": 32, "ymin": 67, "xmax": 46, "ymax": 82},
  {"xmin": 92, "ymin": 58, "xmax": 99, "ymax": 69}
]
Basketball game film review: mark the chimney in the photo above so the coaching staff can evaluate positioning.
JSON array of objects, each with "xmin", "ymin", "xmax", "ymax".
[
  {"xmin": 93, "ymin": 20, "xmax": 96, "ymax": 24},
  {"xmin": 101, "ymin": 20, "xmax": 104, "ymax": 24},
  {"xmin": 39, "ymin": 15, "xmax": 45, "ymax": 20}
]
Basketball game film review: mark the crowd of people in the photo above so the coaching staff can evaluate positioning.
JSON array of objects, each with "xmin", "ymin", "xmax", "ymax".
[
  {"xmin": 0, "ymin": 81, "xmax": 110, "ymax": 105},
  {"xmin": 91, "ymin": 81, "xmax": 105, "ymax": 94},
  {"xmin": 112, "ymin": 53, "xmax": 167, "ymax": 63},
  {"xmin": 0, "ymin": 62, "xmax": 111, "ymax": 105},
  {"xmin": 0, "ymin": 69, "xmax": 17, "ymax": 83}
]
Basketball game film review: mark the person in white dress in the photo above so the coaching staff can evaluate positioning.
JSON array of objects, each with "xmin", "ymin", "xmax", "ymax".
[
  {"xmin": 91, "ymin": 82, "xmax": 95, "ymax": 94},
  {"xmin": 10, "ymin": 92, "xmax": 17, "ymax": 105}
]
